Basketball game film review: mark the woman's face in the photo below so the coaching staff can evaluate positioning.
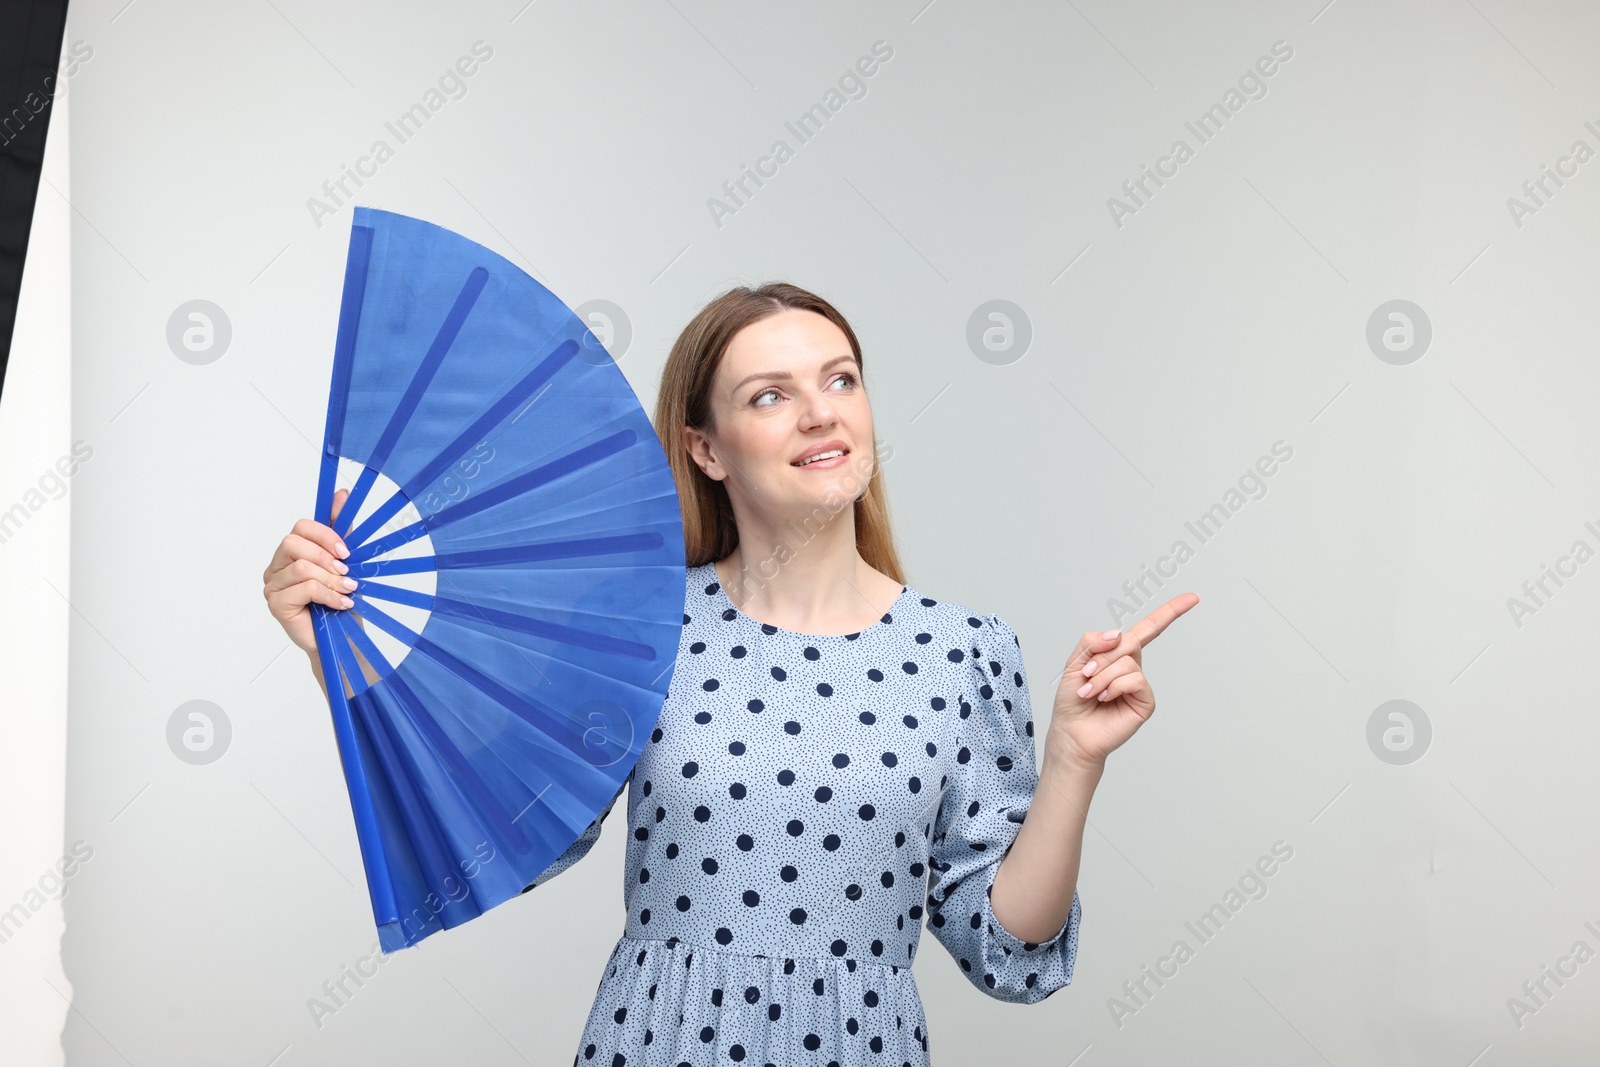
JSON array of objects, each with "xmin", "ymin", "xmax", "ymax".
[{"xmin": 686, "ymin": 308, "xmax": 877, "ymax": 523}]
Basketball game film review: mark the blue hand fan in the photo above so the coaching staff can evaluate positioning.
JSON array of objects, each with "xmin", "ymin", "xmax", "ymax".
[{"xmin": 309, "ymin": 206, "xmax": 683, "ymax": 953}]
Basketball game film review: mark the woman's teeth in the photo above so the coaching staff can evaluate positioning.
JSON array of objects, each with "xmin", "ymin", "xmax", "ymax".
[{"xmin": 793, "ymin": 449, "xmax": 846, "ymax": 467}]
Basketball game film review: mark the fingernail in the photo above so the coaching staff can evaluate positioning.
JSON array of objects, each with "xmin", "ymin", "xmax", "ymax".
[
  {"xmin": 341, "ymin": 577, "xmax": 358, "ymax": 591},
  {"xmin": 333, "ymin": 560, "xmax": 349, "ymax": 575},
  {"xmin": 1076, "ymin": 682, "xmax": 1093, "ymax": 698},
  {"xmin": 1083, "ymin": 660, "xmax": 1097, "ymax": 677},
  {"xmin": 1099, "ymin": 690, "xmax": 1112, "ymax": 701},
  {"xmin": 340, "ymin": 596, "xmax": 354, "ymax": 608},
  {"xmin": 335, "ymin": 541, "xmax": 349, "ymax": 558},
  {"xmin": 1102, "ymin": 630, "xmax": 1120, "ymax": 640}
]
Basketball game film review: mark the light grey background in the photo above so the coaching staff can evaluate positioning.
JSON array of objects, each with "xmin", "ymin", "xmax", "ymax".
[{"xmin": 58, "ymin": 0, "xmax": 1599, "ymax": 1063}]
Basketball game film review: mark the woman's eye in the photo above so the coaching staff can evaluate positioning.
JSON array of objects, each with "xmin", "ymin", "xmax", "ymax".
[{"xmin": 751, "ymin": 372, "xmax": 857, "ymax": 407}]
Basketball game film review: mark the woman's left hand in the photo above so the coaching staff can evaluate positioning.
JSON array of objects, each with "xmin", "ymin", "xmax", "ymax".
[{"xmin": 1044, "ymin": 593, "xmax": 1200, "ymax": 769}]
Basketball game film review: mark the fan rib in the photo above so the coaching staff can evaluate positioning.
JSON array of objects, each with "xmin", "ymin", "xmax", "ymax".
[
  {"xmin": 335, "ymin": 611, "xmax": 534, "ymax": 856},
  {"xmin": 428, "ymin": 596, "xmax": 657, "ymax": 660},
  {"xmin": 350, "ymin": 530, "xmax": 666, "ymax": 581},
  {"xmin": 316, "ymin": 223, "xmax": 373, "ymax": 532},
  {"xmin": 338, "ymin": 265, "xmax": 491, "ymax": 542},
  {"xmin": 354, "ymin": 594, "xmax": 591, "ymax": 746},
  {"xmin": 352, "ymin": 595, "xmax": 616, "ymax": 848},
  {"xmin": 345, "ymin": 429, "xmax": 638, "ymax": 567},
  {"xmin": 323, "ymin": 617, "xmax": 373, "ymax": 697},
  {"xmin": 310, "ymin": 601, "xmax": 399, "ymax": 927},
  {"xmin": 346, "ymin": 685, "xmax": 484, "ymax": 939},
  {"xmin": 349, "ymin": 578, "xmax": 433, "ymax": 611},
  {"xmin": 435, "ymin": 531, "xmax": 665, "ymax": 570},
  {"xmin": 340, "ymin": 336, "xmax": 579, "ymax": 554}
]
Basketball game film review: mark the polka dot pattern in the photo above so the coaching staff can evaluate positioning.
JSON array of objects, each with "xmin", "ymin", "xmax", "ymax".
[{"xmin": 532, "ymin": 562, "xmax": 1082, "ymax": 1065}]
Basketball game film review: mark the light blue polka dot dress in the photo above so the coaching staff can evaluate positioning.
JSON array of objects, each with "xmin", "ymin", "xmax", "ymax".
[{"xmin": 528, "ymin": 562, "xmax": 1082, "ymax": 1065}]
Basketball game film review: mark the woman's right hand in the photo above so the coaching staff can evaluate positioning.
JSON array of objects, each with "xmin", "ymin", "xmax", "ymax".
[{"xmin": 262, "ymin": 488, "xmax": 358, "ymax": 658}]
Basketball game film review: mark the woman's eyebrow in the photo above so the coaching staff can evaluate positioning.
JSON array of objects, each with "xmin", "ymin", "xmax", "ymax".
[{"xmin": 732, "ymin": 354, "xmax": 857, "ymax": 393}]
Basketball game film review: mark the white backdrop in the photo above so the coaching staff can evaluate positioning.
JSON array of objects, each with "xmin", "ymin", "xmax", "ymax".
[
  {"xmin": 0, "ymin": 38, "xmax": 75, "ymax": 1067},
  {"xmin": 47, "ymin": 1, "xmax": 1600, "ymax": 1064}
]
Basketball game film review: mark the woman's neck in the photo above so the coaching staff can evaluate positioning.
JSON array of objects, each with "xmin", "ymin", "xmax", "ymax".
[{"xmin": 713, "ymin": 540, "xmax": 901, "ymax": 636}]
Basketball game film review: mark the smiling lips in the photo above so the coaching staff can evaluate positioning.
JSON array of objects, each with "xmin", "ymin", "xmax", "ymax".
[{"xmin": 792, "ymin": 443, "xmax": 851, "ymax": 469}]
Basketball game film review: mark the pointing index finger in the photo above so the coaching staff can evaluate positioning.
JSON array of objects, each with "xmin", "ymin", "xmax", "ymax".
[{"xmin": 1127, "ymin": 592, "xmax": 1200, "ymax": 649}]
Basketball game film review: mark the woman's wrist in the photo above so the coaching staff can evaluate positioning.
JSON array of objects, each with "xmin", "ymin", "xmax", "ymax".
[{"xmin": 1042, "ymin": 731, "xmax": 1107, "ymax": 779}]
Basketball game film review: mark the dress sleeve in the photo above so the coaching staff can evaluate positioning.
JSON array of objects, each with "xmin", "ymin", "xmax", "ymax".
[
  {"xmin": 521, "ymin": 769, "xmax": 630, "ymax": 891},
  {"xmin": 924, "ymin": 612, "xmax": 1082, "ymax": 1003}
]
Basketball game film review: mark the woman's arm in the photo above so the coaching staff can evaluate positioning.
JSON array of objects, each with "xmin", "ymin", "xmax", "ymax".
[
  {"xmin": 990, "ymin": 596, "xmax": 1197, "ymax": 945},
  {"xmin": 989, "ymin": 752, "xmax": 1103, "ymax": 944}
]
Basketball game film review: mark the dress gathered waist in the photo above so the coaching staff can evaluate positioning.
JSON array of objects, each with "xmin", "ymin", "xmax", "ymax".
[
  {"xmin": 615, "ymin": 931, "xmax": 923, "ymax": 979},
  {"xmin": 572, "ymin": 932, "xmax": 933, "ymax": 1066}
]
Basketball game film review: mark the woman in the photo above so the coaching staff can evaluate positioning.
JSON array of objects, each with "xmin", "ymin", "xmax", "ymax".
[{"xmin": 262, "ymin": 282, "xmax": 1197, "ymax": 1064}]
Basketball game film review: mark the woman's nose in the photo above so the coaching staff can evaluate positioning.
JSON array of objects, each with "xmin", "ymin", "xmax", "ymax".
[{"xmin": 797, "ymin": 390, "xmax": 838, "ymax": 428}]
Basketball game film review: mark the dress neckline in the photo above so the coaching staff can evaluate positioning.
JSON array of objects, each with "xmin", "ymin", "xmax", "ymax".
[{"xmin": 699, "ymin": 561, "xmax": 915, "ymax": 641}]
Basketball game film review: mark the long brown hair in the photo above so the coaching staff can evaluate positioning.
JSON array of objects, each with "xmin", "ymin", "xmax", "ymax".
[{"xmin": 653, "ymin": 282, "xmax": 905, "ymax": 584}]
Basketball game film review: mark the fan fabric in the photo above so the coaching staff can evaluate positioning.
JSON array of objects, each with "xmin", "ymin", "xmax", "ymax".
[{"xmin": 309, "ymin": 206, "xmax": 684, "ymax": 952}]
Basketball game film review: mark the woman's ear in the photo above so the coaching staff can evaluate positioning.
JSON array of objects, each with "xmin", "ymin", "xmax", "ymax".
[{"xmin": 683, "ymin": 424, "xmax": 725, "ymax": 482}]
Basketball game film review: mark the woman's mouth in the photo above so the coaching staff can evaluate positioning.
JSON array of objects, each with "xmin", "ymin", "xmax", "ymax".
[{"xmin": 791, "ymin": 448, "xmax": 849, "ymax": 470}]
